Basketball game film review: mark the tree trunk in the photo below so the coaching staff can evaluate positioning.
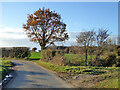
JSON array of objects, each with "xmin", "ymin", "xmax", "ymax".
[
  {"xmin": 41, "ymin": 44, "xmax": 46, "ymax": 51},
  {"xmin": 85, "ymin": 49, "xmax": 88, "ymax": 66},
  {"xmin": 41, "ymin": 30, "xmax": 46, "ymax": 52},
  {"xmin": 95, "ymin": 53, "xmax": 100, "ymax": 66},
  {"xmin": 95, "ymin": 55, "xmax": 98, "ymax": 66}
]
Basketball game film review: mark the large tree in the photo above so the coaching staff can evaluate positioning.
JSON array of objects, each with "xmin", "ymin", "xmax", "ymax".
[
  {"xmin": 23, "ymin": 7, "xmax": 69, "ymax": 51},
  {"xmin": 76, "ymin": 30, "xmax": 95, "ymax": 66}
]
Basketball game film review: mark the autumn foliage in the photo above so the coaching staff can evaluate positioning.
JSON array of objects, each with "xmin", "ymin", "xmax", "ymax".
[{"xmin": 23, "ymin": 7, "xmax": 69, "ymax": 51}]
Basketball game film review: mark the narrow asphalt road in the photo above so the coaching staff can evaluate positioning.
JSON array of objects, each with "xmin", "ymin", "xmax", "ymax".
[{"xmin": 4, "ymin": 60, "xmax": 72, "ymax": 88}]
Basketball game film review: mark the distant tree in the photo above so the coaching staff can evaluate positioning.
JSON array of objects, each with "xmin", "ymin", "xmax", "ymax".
[
  {"xmin": 32, "ymin": 47, "xmax": 37, "ymax": 52},
  {"xmin": 23, "ymin": 7, "xmax": 69, "ymax": 51},
  {"xmin": 95, "ymin": 28, "xmax": 110, "ymax": 65},
  {"xmin": 76, "ymin": 30, "xmax": 95, "ymax": 66}
]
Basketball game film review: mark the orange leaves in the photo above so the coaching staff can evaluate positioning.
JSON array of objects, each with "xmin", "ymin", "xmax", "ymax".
[
  {"xmin": 31, "ymin": 20, "xmax": 37, "ymax": 26},
  {"xmin": 37, "ymin": 38, "xmax": 41, "ymax": 41},
  {"xmin": 61, "ymin": 30, "xmax": 65, "ymax": 34},
  {"xmin": 23, "ymin": 7, "xmax": 69, "ymax": 49}
]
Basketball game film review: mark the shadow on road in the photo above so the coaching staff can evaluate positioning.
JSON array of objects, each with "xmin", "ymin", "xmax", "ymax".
[
  {"xmin": 4, "ymin": 70, "xmax": 52, "ymax": 88},
  {"xmin": 12, "ymin": 62, "xmax": 23, "ymax": 66}
]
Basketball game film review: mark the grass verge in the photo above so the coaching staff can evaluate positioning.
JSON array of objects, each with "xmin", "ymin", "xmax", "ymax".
[{"xmin": 0, "ymin": 59, "xmax": 14, "ymax": 80}]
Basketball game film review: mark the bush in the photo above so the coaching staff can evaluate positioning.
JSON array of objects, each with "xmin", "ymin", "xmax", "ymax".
[
  {"xmin": 55, "ymin": 50, "xmax": 64, "ymax": 56},
  {"xmin": 13, "ymin": 47, "xmax": 31, "ymax": 58},
  {"xmin": 41, "ymin": 50, "xmax": 54, "ymax": 61},
  {"xmin": 62, "ymin": 57, "xmax": 70, "ymax": 66},
  {"xmin": 69, "ymin": 46, "xmax": 80, "ymax": 54},
  {"xmin": 117, "ymin": 48, "xmax": 120, "ymax": 56},
  {"xmin": 105, "ymin": 54, "xmax": 116, "ymax": 67},
  {"xmin": 116, "ymin": 56, "xmax": 120, "ymax": 67},
  {"xmin": 95, "ymin": 59, "xmax": 106, "ymax": 67},
  {"xmin": 2, "ymin": 47, "xmax": 30, "ymax": 58}
]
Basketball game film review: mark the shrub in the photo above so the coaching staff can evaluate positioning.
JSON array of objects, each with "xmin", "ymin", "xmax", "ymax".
[
  {"xmin": 95, "ymin": 59, "xmax": 106, "ymax": 67},
  {"xmin": 13, "ymin": 47, "xmax": 30, "ymax": 58},
  {"xmin": 41, "ymin": 50, "xmax": 54, "ymax": 61},
  {"xmin": 50, "ymin": 55, "xmax": 66, "ymax": 66},
  {"xmin": 117, "ymin": 48, "xmax": 120, "ymax": 56},
  {"xmin": 105, "ymin": 53, "xmax": 116, "ymax": 67},
  {"xmin": 62, "ymin": 57, "xmax": 70, "ymax": 66},
  {"xmin": 69, "ymin": 46, "xmax": 79, "ymax": 54},
  {"xmin": 116, "ymin": 56, "xmax": 120, "ymax": 67},
  {"xmin": 55, "ymin": 50, "xmax": 64, "ymax": 56},
  {"xmin": 2, "ymin": 47, "xmax": 30, "ymax": 58}
]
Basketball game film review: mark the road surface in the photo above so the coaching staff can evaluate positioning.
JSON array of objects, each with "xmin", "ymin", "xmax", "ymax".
[{"xmin": 4, "ymin": 60, "xmax": 72, "ymax": 88}]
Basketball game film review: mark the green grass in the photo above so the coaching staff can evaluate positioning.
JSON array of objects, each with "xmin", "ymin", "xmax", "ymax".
[
  {"xmin": 29, "ymin": 52, "xmax": 41, "ymax": 60},
  {"xmin": 65, "ymin": 54, "xmax": 96, "ymax": 60},
  {"xmin": 65, "ymin": 54, "xmax": 96, "ymax": 65},
  {"xmin": 0, "ymin": 59, "xmax": 13, "ymax": 67},
  {"xmin": 29, "ymin": 52, "xmax": 96, "ymax": 65},
  {"xmin": 0, "ymin": 59, "xmax": 14, "ymax": 80}
]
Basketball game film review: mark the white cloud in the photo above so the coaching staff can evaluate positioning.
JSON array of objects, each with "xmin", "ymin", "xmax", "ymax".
[
  {"xmin": 0, "ymin": 27, "xmax": 27, "ymax": 40},
  {"xmin": 0, "ymin": 26, "xmax": 82, "ymax": 49},
  {"xmin": 0, "ymin": 27, "xmax": 30, "ymax": 47}
]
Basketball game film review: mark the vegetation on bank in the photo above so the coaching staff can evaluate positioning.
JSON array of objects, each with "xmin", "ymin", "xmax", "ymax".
[
  {"xmin": 33, "ymin": 59, "xmax": 119, "ymax": 88},
  {"xmin": 29, "ymin": 50, "xmax": 120, "ymax": 67},
  {"xmin": 28, "ymin": 50, "xmax": 119, "ymax": 88},
  {"xmin": 34, "ymin": 60, "xmax": 118, "ymax": 75},
  {"xmin": 0, "ymin": 59, "xmax": 14, "ymax": 80}
]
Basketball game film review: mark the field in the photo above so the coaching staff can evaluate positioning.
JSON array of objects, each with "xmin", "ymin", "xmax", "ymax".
[
  {"xmin": 29, "ymin": 52, "xmax": 41, "ymax": 60},
  {"xmin": 0, "ymin": 59, "xmax": 14, "ymax": 80},
  {"xmin": 65, "ymin": 54, "xmax": 96, "ymax": 65},
  {"xmin": 29, "ymin": 52, "xmax": 95, "ymax": 64}
]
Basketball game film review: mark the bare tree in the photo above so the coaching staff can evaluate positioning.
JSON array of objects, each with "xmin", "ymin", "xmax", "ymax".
[
  {"xmin": 23, "ymin": 7, "xmax": 69, "ymax": 51},
  {"xmin": 95, "ymin": 28, "xmax": 110, "ymax": 65},
  {"xmin": 76, "ymin": 30, "xmax": 95, "ymax": 66}
]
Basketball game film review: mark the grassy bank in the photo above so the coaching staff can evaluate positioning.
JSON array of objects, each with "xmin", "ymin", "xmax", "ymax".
[
  {"xmin": 0, "ymin": 59, "xmax": 14, "ymax": 80},
  {"xmin": 34, "ymin": 60, "xmax": 118, "ymax": 75},
  {"xmin": 33, "ymin": 60, "xmax": 119, "ymax": 88}
]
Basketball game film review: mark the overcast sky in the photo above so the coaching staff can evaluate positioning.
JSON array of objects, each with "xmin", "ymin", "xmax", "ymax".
[{"xmin": 0, "ymin": 2, "xmax": 118, "ymax": 50}]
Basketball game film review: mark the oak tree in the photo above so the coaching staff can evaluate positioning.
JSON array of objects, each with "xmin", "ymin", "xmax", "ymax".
[{"xmin": 23, "ymin": 7, "xmax": 69, "ymax": 51}]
